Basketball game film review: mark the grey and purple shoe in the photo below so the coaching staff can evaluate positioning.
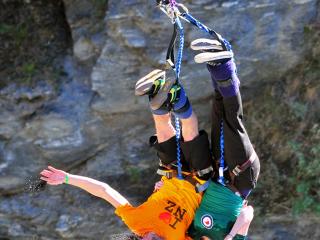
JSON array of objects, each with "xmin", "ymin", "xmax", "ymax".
[
  {"xmin": 191, "ymin": 38, "xmax": 233, "ymax": 66},
  {"xmin": 191, "ymin": 38, "xmax": 239, "ymax": 98}
]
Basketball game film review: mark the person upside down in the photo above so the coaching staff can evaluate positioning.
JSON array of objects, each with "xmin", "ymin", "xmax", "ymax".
[{"xmin": 40, "ymin": 34, "xmax": 260, "ymax": 240}]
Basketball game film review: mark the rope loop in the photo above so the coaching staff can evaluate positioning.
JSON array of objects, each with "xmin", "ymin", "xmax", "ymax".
[
  {"xmin": 175, "ymin": 116, "xmax": 183, "ymax": 179},
  {"xmin": 218, "ymin": 120, "xmax": 225, "ymax": 185}
]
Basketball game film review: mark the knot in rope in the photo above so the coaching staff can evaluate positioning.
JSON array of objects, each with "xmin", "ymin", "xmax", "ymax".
[{"xmin": 169, "ymin": 0, "xmax": 177, "ymax": 8}]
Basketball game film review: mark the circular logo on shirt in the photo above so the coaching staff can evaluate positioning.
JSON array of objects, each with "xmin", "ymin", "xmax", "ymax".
[
  {"xmin": 159, "ymin": 212, "xmax": 172, "ymax": 224},
  {"xmin": 201, "ymin": 214, "xmax": 214, "ymax": 229}
]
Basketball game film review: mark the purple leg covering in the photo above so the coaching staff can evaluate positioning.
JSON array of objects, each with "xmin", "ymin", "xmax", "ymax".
[{"xmin": 207, "ymin": 60, "xmax": 240, "ymax": 98}]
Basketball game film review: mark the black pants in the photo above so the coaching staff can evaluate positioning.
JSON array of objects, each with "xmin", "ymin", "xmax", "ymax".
[
  {"xmin": 150, "ymin": 130, "xmax": 213, "ymax": 181},
  {"xmin": 150, "ymin": 91, "xmax": 260, "ymax": 197},
  {"xmin": 211, "ymin": 90, "xmax": 260, "ymax": 198}
]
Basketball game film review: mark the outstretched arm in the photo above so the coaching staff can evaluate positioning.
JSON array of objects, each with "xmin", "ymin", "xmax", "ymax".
[
  {"xmin": 224, "ymin": 205, "xmax": 254, "ymax": 240},
  {"xmin": 40, "ymin": 166, "xmax": 129, "ymax": 208}
]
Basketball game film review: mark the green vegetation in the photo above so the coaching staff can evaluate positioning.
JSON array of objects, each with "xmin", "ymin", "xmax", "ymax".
[
  {"xmin": 127, "ymin": 166, "xmax": 142, "ymax": 183},
  {"xmin": 288, "ymin": 124, "xmax": 320, "ymax": 215},
  {"xmin": 0, "ymin": 23, "xmax": 14, "ymax": 34},
  {"xmin": 247, "ymin": 48, "xmax": 320, "ymax": 216},
  {"xmin": 22, "ymin": 62, "xmax": 36, "ymax": 76},
  {"xmin": 21, "ymin": 62, "xmax": 36, "ymax": 85},
  {"xmin": 0, "ymin": 23, "xmax": 28, "ymax": 46},
  {"xmin": 290, "ymin": 101, "xmax": 308, "ymax": 120},
  {"xmin": 93, "ymin": 0, "xmax": 108, "ymax": 18}
]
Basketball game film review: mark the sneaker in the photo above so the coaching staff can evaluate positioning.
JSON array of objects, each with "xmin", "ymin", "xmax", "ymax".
[
  {"xmin": 168, "ymin": 84, "xmax": 181, "ymax": 104},
  {"xmin": 191, "ymin": 38, "xmax": 233, "ymax": 65},
  {"xmin": 190, "ymin": 38, "xmax": 224, "ymax": 51},
  {"xmin": 135, "ymin": 69, "xmax": 176, "ymax": 111},
  {"xmin": 150, "ymin": 78, "xmax": 176, "ymax": 111},
  {"xmin": 194, "ymin": 51, "xmax": 233, "ymax": 64},
  {"xmin": 135, "ymin": 69, "xmax": 165, "ymax": 96}
]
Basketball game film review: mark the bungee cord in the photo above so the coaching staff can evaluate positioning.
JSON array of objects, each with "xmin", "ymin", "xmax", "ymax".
[{"xmin": 158, "ymin": 0, "xmax": 228, "ymax": 184}]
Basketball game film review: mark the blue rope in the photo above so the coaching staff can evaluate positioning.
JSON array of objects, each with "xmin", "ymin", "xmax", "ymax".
[
  {"xmin": 160, "ymin": 6, "xmax": 227, "ymax": 183},
  {"xmin": 175, "ymin": 17, "xmax": 184, "ymax": 79},
  {"xmin": 183, "ymin": 12, "xmax": 227, "ymax": 185},
  {"xmin": 218, "ymin": 121, "xmax": 225, "ymax": 185},
  {"xmin": 174, "ymin": 16, "xmax": 184, "ymax": 180},
  {"xmin": 183, "ymin": 12, "xmax": 232, "ymax": 53},
  {"xmin": 182, "ymin": 13, "xmax": 212, "ymax": 35},
  {"xmin": 175, "ymin": 116, "xmax": 183, "ymax": 179}
]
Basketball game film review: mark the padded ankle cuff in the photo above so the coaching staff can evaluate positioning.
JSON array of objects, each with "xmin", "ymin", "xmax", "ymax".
[
  {"xmin": 173, "ymin": 98, "xmax": 193, "ymax": 119},
  {"xmin": 180, "ymin": 130, "xmax": 213, "ymax": 180},
  {"xmin": 150, "ymin": 135, "xmax": 186, "ymax": 167},
  {"xmin": 151, "ymin": 105, "xmax": 169, "ymax": 115},
  {"xmin": 217, "ymin": 73, "xmax": 240, "ymax": 98},
  {"xmin": 207, "ymin": 59, "xmax": 236, "ymax": 81}
]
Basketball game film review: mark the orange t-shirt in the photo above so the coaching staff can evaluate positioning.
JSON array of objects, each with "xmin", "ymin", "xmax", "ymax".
[{"xmin": 115, "ymin": 177, "xmax": 202, "ymax": 240}]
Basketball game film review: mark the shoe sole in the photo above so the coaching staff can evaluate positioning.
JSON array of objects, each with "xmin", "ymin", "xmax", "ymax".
[
  {"xmin": 150, "ymin": 77, "xmax": 176, "ymax": 111},
  {"xmin": 135, "ymin": 69, "xmax": 165, "ymax": 96},
  {"xmin": 190, "ymin": 38, "xmax": 223, "ymax": 51},
  {"xmin": 194, "ymin": 51, "xmax": 234, "ymax": 64}
]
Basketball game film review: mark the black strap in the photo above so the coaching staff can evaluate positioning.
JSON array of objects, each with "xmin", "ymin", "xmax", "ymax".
[
  {"xmin": 231, "ymin": 150, "xmax": 257, "ymax": 177},
  {"xmin": 157, "ymin": 0, "xmax": 170, "ymax": 5},
  {"xmin": 166, "ymin": 23, "xmax": 177, "ymax": 69}
]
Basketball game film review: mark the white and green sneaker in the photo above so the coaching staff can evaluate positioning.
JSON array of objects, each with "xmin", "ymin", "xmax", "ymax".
[
  {"xmin": 135, "ymin": 69, "xmax": 165, "ymax": 96},
  {"xmin": 135, "ymin": 69, "xmax": 175, "ymax": 111}
]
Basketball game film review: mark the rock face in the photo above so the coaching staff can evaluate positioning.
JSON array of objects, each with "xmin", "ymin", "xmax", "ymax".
[{"xmin": 0, "ymin": 0, "xmax": 319, "ymax": 239}]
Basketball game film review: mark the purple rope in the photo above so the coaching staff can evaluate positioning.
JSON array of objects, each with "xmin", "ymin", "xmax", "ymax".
[{"xmin": 169, "ymin": 0, "xmax": 176, "ymax": 8}]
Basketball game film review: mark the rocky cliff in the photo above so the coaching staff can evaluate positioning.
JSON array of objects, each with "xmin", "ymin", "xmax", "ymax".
[{"xmin": 0, "ymin": 0, "xmax": 319, "ymax": 239}]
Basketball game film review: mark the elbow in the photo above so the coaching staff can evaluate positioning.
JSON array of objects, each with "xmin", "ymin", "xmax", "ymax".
[{"xmin": 90, "ymin": 184, "xmax": 110, "ymax": 199}]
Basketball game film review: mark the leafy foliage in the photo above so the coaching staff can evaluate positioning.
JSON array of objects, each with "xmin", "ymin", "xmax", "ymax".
[
  {"xmin": 246, "ymin": 24, "xmax": 320, "ymax": 216},
  {"xmin": 288, "ymin": 124, "xmax": 320, "ymax": 215}
]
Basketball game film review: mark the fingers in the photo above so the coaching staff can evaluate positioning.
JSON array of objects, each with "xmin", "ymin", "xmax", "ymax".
[
  {"xmin": 40, "ymin": 170, "xmax": 53, "ymax": 178},
  {"xmin": 153, "ymin": 180, "xmax": 164, "ymax": 192},
  {"xmin": 40, "ymin": 177, "xmax": 60, "ymax": 186},
  {"xmin": 48, "ymin": 166, "xmax": 58, "ymax": 172},
  {"xmin": 40, "ymin": 176, "xmax": 49, "ymax": 182}
]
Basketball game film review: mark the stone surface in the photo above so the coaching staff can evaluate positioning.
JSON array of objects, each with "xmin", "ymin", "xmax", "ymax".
[
  {"xmin": 0, "ymin": 0, "xmax": 319, "ymax": 239},
  {"xmin": 73, "ymin": 37, "xmax": 96, "ymax": 61}
]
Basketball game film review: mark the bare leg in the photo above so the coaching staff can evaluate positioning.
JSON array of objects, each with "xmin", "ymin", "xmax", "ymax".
[
  {"xmin": 153, "ymin": 113, "xmax": 175, "ymax": 143},
  {"xmin": 180, "ymin": 111, "xmax": 199, "ymax": 141},
  {"xmin": 153, "ymin": 111, "xmax": 199, "ymax": 142}
]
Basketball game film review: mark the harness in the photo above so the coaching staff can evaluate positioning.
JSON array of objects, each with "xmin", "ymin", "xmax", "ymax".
[
  {"xmin": 229, "ymin": 150, "xmax": 258, "ymax": 182},
  {"xmin": 157, "ymin": 167, "xmax": 210, "ymax": 193}
]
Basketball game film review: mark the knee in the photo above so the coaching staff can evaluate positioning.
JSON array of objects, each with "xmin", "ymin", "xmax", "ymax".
[{"xmin": 241, "ymin": 205, "xmax": 254, "ymax": 223}]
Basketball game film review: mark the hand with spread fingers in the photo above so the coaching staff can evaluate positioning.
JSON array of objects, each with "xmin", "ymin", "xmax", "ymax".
[{"xmin": 40, "ymin": 166, "xmax": 67, "ymax": 185}]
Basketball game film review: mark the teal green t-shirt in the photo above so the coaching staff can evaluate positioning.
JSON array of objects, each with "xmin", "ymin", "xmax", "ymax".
[{"xmin": 188, "ymin": 181, "xmax": 244, "ymax": 240}]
